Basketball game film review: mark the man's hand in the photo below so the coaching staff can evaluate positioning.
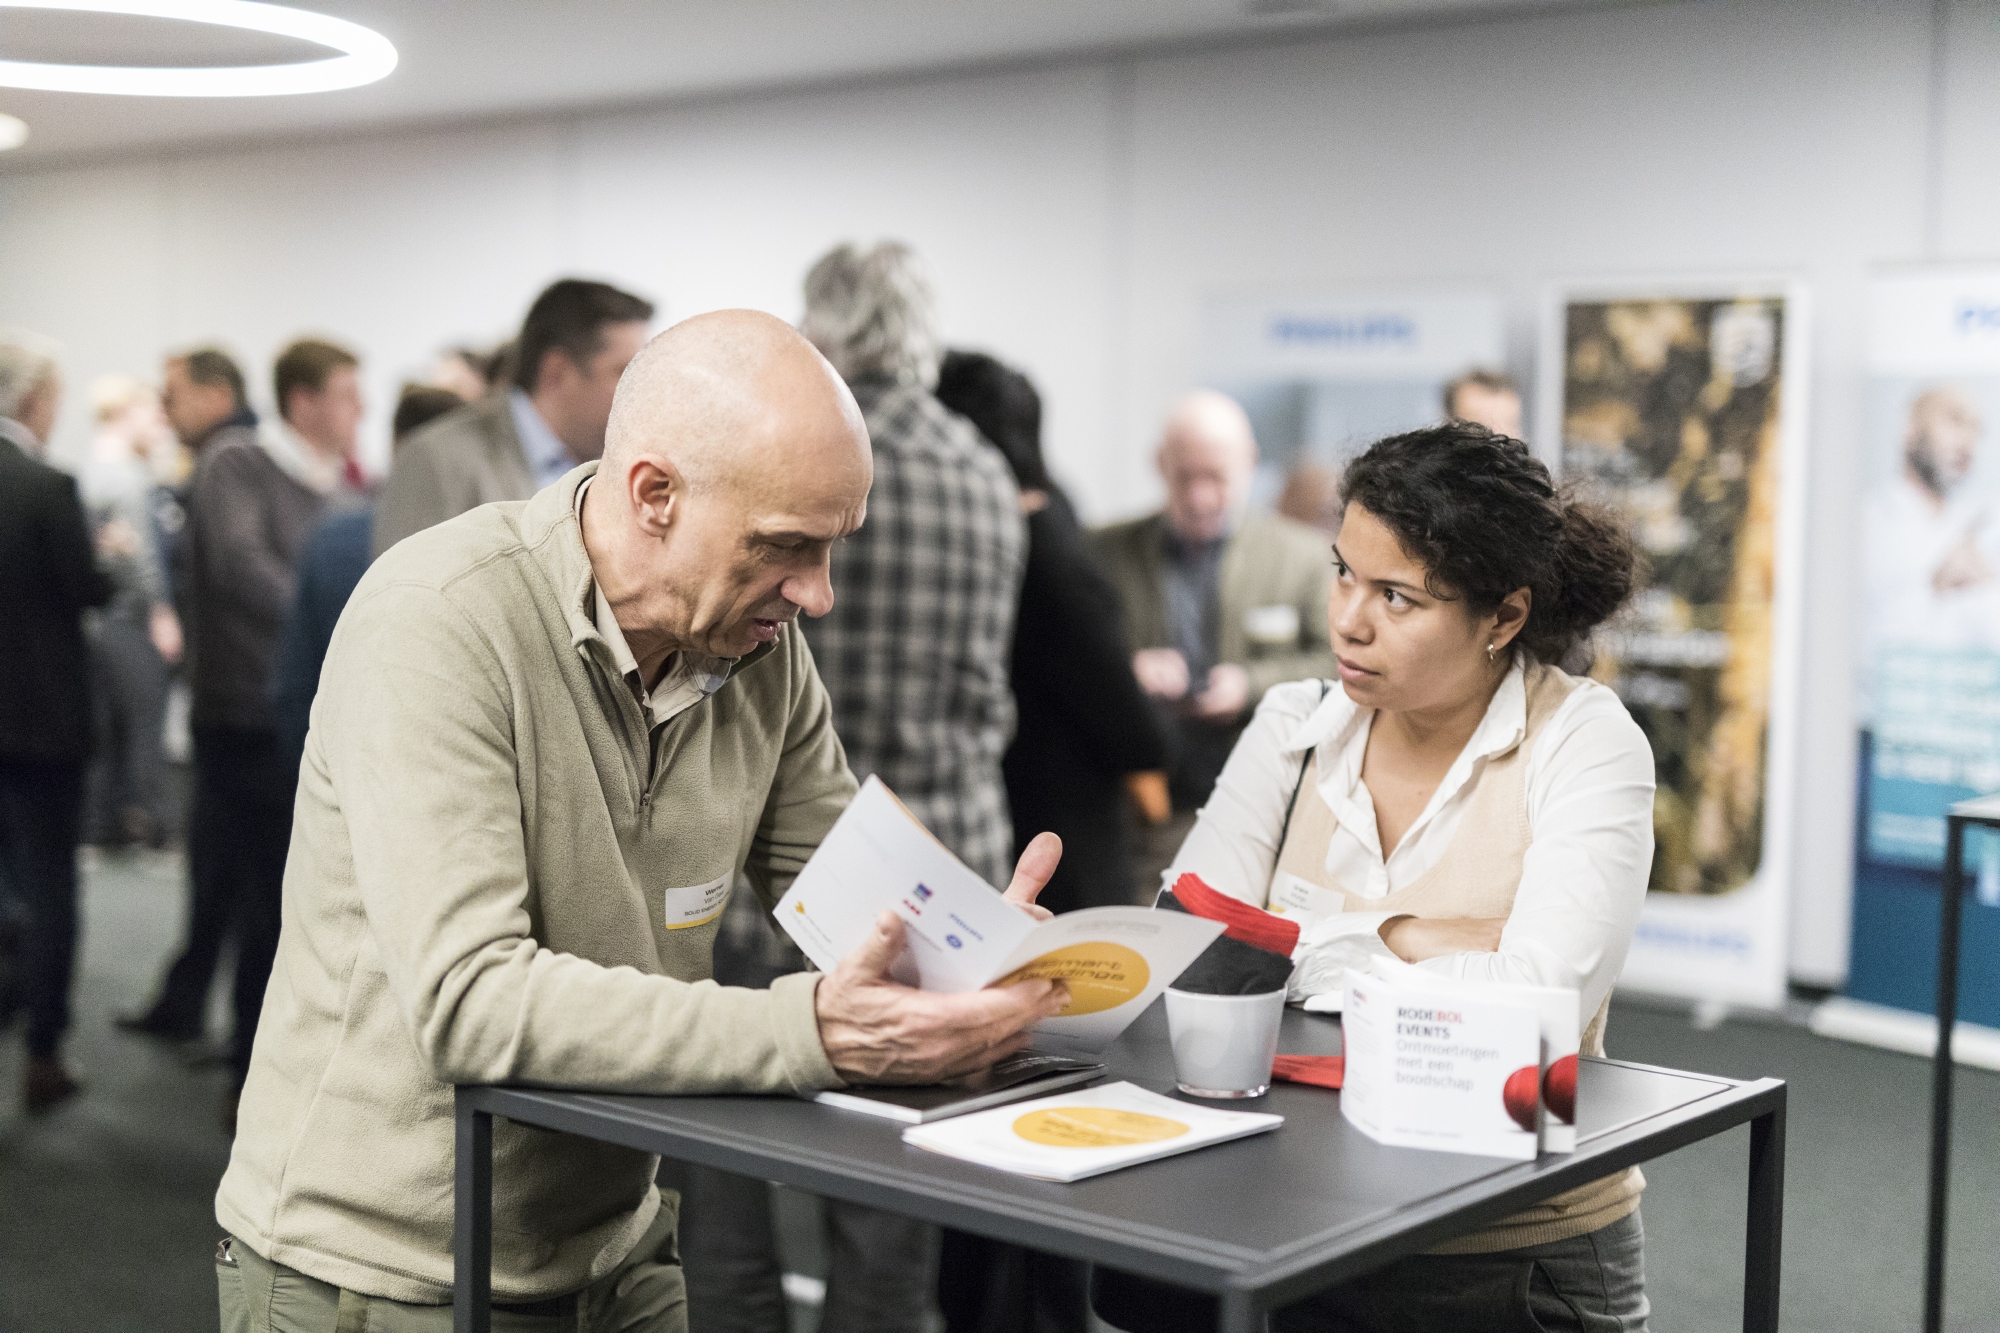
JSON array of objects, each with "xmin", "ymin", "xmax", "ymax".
[
  {"xmin": 149, "ymin": 603, "xmax": 184, "ymax": 665},
  {"xmin": 1933, "ymin": 525, "xmax": 1994, "ymax": 594},
  {"xmin": 1003, "ymin": 831, "xmax": 1062, "ymax": 922},
  {"xmin": 1132, "ymin": 647, "xmax": 1191, "ymax": 701},
  {"xmin": 1379, "ymin": 915, "xmax": 1507, "ymax": 963},
  {"xmin": 95, "ymin": 517, "xmax": 141, "ymax": 559},
  {"xmin": 1189, "ymin": 663, "xmax": 1250, "ymax": 721},
  {"xmin": 814, "ymin": 912, "xmax": 1069, "ymax": 1084}
]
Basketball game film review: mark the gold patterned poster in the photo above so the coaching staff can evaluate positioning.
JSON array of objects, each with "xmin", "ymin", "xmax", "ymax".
[{"xmin": 1559, "ymin": 296, "xmax": 1785, "ymax": 899}]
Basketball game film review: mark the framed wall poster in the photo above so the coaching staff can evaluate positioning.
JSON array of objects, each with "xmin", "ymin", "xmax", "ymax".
[
  {"xmin": 1536, "ymin": 279, "xmax": 1811, "ymax": 1010},
  {"xmin": 1199, "ymin": 287, "xmax": 1507, "ymax": 520},
  {"xmin": 1813, "ymin": 266, "xmax": 2000, "ymax": 1060}
]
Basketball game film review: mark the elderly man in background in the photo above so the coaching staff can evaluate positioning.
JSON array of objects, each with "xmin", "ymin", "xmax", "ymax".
[
  {"xmin": 373, "ymin": 277, "xmax": 653, "ymax": 555},
  {"xmin": 1093, "ymin": 390, "xmax": 1333, "ymax": 896},
  {"xmin": 215, "ymin": 310, "xmax": 1063, "ymax": 1333},
  {"xmin": 1442, "ymin": 367, "xmax": 1524, "ymax": 437},
  {"xmin": 121, "ymin": 342, "xmax": 356, "ymax": 1123},
  {"xmin": 0, "ymin": 331, "xmax": 113, "ymax": 1112},
  {"xmin": 795, "ymin": 241, "xmax": 1026, "ymax": 1333}
]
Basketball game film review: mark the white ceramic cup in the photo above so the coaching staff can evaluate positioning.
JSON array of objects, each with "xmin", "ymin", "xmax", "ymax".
[{"xmin": 1164, "ymin": 987, "xmax": 1286, "ymax": 1098}]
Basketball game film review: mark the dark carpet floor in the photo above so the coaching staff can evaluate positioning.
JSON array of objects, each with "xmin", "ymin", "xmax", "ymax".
[{"xmin": 3, "ymin": 853, "xmax": 1996, "ymax": 1332}]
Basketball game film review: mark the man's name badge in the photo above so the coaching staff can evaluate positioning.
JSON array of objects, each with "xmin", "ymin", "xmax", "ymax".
[
  {"xmin": 1245, "ymin": 604, "xmax": 1300, "ymax": 645},
  {"xmin": 664, "ymin": 874, "xmax": 732, "ymax": 930}
]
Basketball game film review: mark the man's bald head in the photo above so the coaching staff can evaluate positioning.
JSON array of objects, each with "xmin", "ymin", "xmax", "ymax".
[
  {"xmin": 584, "ymin": 309, "xmax": 874, "ymax": 663},
  {"xmin": 1157, "ymin": 389, "xmax": 1257, "ymax": 543},
  {"xmin": 1906, "ymin": 384, "xmax": 1981, "ymax": 501},
  {"xmin": 604, "ymin": 309, "xmax": 868, "ymax": 494}
]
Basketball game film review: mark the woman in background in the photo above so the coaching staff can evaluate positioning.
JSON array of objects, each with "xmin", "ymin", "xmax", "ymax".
[
  {"xmin": 1097, "ymin": 422, "xmax": 1655, "ymax": 1333},
  {"xmin": 932, "ymin": 351, "xmax": 1170, "ymax": 1333},
  {"xmin": 935, "ymin": 350, "xmax": 1169, "ymax": 916}
]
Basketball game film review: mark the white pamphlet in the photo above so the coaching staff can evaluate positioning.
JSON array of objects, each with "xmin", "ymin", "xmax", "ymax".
[
  {"xmin": 902, "ymin": 1080, "xmax": 1282, "ymax": 1182},
  {"xmin": 775, "ymin": 777, "xmax": 1224, "ymax": 1056},
  {"xmin": 1340, "ymin": 958, "xmax": 1543, "ymax": 1160}
]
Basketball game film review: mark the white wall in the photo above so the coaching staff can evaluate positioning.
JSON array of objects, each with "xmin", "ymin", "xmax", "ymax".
[{"xmin": 4, "ymin": 0, "xmax": 1995, "ymax": 985}]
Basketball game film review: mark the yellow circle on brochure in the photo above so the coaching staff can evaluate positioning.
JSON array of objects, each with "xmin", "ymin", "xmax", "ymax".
[
  {"xmin": 997, "ymin": 943, "xmax": 1150, "ymax": 1016},
  {"xmin": 1013, "ymin": 1106, "xmax": 1191, "ymax": 1148}
]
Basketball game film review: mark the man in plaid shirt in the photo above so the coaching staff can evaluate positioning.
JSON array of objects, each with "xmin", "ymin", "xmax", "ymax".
[
  {"xmin": 664, "ymin": 243, "xmax": 1025, "ymax": 1333},
  {"xmin": 798, "ymin": 241, "xmax": 1026, "ymax": 892}
]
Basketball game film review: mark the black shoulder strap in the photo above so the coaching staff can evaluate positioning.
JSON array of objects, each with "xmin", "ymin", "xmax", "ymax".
[{"xmin": 1276, "ymin": 679, "xmax": 1334, "ymax": 853}]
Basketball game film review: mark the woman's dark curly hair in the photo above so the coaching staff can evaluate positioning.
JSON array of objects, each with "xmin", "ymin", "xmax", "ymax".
[{"xmin": 1337, "ymin": 423, "xmax": 1635, "ymax": 664}]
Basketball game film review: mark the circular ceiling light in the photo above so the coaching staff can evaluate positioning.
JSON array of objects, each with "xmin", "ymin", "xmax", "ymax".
[
  {"xmin": 0, "ymin": 113, "xmax": 27, "ymax": 149},
  {"xmin": 0, "ymin": 1, "xmax": 397, "ymax": 97}
]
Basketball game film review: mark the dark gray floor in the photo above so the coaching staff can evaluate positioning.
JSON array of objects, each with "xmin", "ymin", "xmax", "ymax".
[{"xmin": 4, "ymin": 852, "xmax": 1999, "ymax": 1332}]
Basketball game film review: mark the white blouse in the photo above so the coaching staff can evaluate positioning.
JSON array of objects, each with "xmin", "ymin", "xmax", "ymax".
[{"xmin": 1165, "ymin": 656, "xmax": 1656, "ymax": 1020}]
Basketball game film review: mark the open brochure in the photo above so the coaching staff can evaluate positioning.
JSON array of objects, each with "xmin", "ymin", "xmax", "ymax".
[
  {"xmin": 775, "ymin": 777, "xmax": 1224, "ymax": 1058},
  {"xmin": 903, "ymin": 1080, "xmax": 1282, "ymax": 1182}
]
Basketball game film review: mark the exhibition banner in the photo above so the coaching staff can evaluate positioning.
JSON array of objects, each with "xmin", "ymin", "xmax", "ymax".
[
  {"xmin": 1199, "ymin": 288, "xmax": 1506, "ymax": 516},
  {"xmin": 1837, "ymin": 267, "xmax": 2000, "ymax": 1033},
  {"xmin": 1536, "ymin": 281, "xmax": 1810, "ymax": 1009}
]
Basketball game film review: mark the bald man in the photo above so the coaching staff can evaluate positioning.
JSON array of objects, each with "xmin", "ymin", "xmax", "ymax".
[
  {"xmin": 1092, "ymin": 392, "xmax": 1334, "ymax": 893},
  {"xmin": 214, "ymin": 312, "xmax": 1067, "ymax": 1333}
]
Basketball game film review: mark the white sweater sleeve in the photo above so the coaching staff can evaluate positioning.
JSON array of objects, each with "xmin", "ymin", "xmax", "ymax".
[{"xmin": 1416, "ymin": 685, "xmax": 1656, "ymax": 1020}]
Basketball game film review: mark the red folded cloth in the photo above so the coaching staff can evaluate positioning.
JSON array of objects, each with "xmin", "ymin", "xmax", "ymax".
[
  {"xmin": 1271, "ymin": 1055, "xmax": 1344, "ymax": 1089},
  {"xmin": 1171, "ymin": 873, "xmax": 1302, "ymax": 959}
]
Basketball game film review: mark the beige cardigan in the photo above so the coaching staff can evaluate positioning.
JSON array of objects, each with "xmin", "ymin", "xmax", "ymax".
[{"xmin": 217, "ymin": 464, "xmax": 854, "ymax": 1303}]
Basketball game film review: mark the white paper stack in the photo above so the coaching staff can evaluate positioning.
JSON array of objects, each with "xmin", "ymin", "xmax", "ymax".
[{"xmin": 902, "ymin": 1081, "xmax": 1282, "ymax": 1182}]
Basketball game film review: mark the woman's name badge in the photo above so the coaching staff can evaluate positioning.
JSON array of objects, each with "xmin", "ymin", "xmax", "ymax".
[
  {"xmin": 1245, "ymin": 604, "xmax": 1300, "ymax": 646},
  {"xmin": 1267, "ymin": 871, "xmax": 1343, "ymax": 924},
  {"xmin": 664, "ymin": 874, "xmax": 732, "ymax": 930}
]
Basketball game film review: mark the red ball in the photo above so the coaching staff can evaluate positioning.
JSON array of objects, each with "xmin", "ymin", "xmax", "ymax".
[
  {"xmin": 1542, "ymin": 1055, "xmax": 1578, "ymax": 1125},
  {"xmin": 1503, "ymin": 1065, "xmax": 1540, "ymax": 1133}
]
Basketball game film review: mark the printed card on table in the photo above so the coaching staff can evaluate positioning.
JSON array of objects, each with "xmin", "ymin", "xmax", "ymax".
[{"xmin": 1339, "ymin": 959, "xmax": 1545, "ymax": 1161}]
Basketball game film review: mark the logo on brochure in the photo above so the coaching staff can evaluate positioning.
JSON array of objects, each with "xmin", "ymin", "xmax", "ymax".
[
  {"xmin": 913, "ymin": 884, "xmax": 933, "ymax": 901},
  {"xmin": 945, "ymin": 935, "xmax": 963, "ymax": 949}
]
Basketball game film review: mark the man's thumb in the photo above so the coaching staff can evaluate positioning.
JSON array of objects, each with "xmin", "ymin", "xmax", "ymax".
[{"xmin": 841, "ymin": 910, "xmax": 906, "ymax": 980}]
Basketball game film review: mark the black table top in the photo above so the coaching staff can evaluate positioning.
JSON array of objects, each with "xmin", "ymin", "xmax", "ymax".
[{"xmin": 464, "ymin": 1005, "xmax": 1783, "ymax": 1306}]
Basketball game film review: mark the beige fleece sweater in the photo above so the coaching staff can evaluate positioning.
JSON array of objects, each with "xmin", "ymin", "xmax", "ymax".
[{"xmin": 216, "ymin": 464, "xmax": 854, "ymax": 1304}]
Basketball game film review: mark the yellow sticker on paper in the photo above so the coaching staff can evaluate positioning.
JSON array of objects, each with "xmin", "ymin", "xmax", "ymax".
[
  {"xmin": 1012, "ymin": 1106, "xmax": 1190, "ymax": 1148},
  {"xmin": 997, "ymin": 943, "xmax": 1150, "ymax": 1016}
]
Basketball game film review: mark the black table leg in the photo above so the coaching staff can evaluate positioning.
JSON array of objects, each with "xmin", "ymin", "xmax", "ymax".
[
  {"xmin": 1923, "ymin": 814, "xmax": 1968, "ymax": 1333},
  {"xmin": 1743, "ymin": 1090, "xmax": 1786, "ymax": 1333},
  {"xmin": 454, "ymin": 1091, "xmax": 493, "ymax": 1333},
  {"xmin": 1215, "ymin": 1288, "xmax": 1261, "ymax": 1333}
]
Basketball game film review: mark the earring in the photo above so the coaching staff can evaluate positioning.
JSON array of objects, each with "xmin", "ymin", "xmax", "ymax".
[{"xmin": 1486, "ymin": 643, "xmax": 1497, "ymax": 663}]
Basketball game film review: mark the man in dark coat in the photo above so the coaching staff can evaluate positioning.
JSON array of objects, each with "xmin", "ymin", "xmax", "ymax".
[
  {"xmin": 122, "ymin": 345, "xmax": 345, "ymax": 1129},
  {"xmin": 0, "ymin": 332, "xmax": 113, "ymax": 1113}
]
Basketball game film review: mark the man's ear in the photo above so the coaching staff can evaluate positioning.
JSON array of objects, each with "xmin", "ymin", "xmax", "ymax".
[
  {"xmin": 537, "ymin": 347, "xmax": 576, "ymax": 395},
  {"xmin": 626, "ymin": 456, "xmax": 682, "ymax": 539}
]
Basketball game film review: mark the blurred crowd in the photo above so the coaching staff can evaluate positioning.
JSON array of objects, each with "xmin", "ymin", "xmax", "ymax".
[{"xmin": 0, "ymin": 243, "xmax": 1521, "ymax": 1333}]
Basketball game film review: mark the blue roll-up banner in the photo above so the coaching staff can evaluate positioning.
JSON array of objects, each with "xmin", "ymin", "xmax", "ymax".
[{"xmin": 1819, "ymin": 267, "xmax": 2000, "ymax": 1054}]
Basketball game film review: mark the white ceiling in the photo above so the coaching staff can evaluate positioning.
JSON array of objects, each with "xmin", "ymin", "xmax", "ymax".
[{"xmin": 0, "ymin": 0, "xmax": 1616, "ymax": 168}]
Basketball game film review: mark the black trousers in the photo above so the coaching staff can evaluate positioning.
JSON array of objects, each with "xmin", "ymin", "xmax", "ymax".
[
  {"xmin": 148, "ymin": 724, "xmax": 293, "ymax": 1077},
  {"xmin": 0, "ymin": 756, "xmax": 86, "ymax": 1059}
]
